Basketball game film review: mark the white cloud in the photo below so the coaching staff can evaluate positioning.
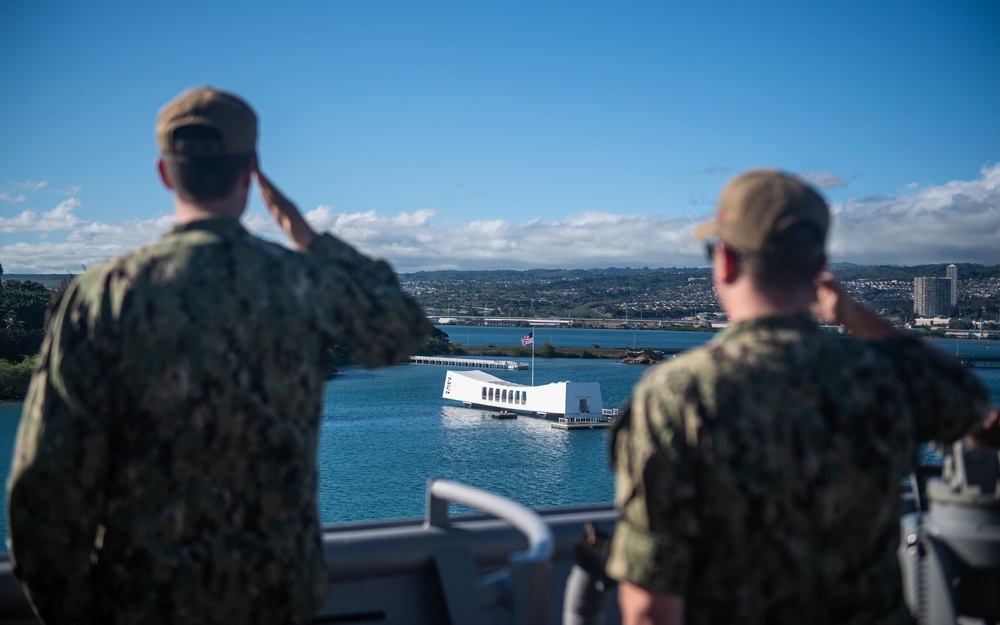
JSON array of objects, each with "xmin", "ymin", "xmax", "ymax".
[
  {"xmin": 252, "ymin": 207, "xmax": 705, "ymax": 272},
  {"xmin": 57, "ymin": 184, "xmax": 83, "ymax": 196},
  {"xmin": 13, "ymin": 181, "xmax": 47, "ymax": 192},
  {"xmin": 827, "ymin": 162, "xmax": 1000, "ymax": 265},
  {"xmin": 40, "ymin": 198, "xmax": 85, "ymax": 230},
  {"xmin": 0, "ymin": 179, "xmax": 79, "ymax": 205},
  {"xmin": 236, "ymin": 206, "xmax": 707, "ymax": 273},
  {"xmin": 798, "ymin": 170, "xmax": 847, "ymax": 190},
  {"xmin": 0, "ymin": 240, "xmax": 124, "ymax": 275},
  {"xmin": 0, "ymin": 198, "xmax": 85, "ymax": 233},
  {"xmin": 1, "ymin": 195, "xmax": 173, "ymax": 271},
  {"xmin": 3, "ymin": 164, "xmax": 999, "ymax": 273},
  {"xmin": 0, "ymin": 210, "xmax": 41, "ymax": 233}
]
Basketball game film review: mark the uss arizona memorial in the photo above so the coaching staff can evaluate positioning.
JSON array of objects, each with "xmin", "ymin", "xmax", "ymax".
[{"xmin": 441, "ymin": 369, "xmax": 618, "ymax": 429}]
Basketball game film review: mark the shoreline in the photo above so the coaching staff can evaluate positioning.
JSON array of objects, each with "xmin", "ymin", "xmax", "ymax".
[{"xmin": 451, "ymin": 345, "xmax": 671, "ymax": 361}]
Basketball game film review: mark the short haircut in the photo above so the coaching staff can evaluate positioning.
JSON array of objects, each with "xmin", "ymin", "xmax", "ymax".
[
  {"xmin": 160, "ymin": 126, "xmax": 253, "ymax": 202},
  {"xmin": 739, "ymin": 253, "xmax": 826, "ymax": 292},
  {"xmin": 732, "ymin": 223, "xmax": 826, "ymax": 292}
]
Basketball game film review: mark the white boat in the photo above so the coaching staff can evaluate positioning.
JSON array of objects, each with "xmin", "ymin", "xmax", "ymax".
[{"xmin": 442, "ymin": 369, "xmax": 605, "ymax": 419}]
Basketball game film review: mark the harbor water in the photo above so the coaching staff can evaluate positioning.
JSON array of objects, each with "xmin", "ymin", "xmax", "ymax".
[{"xmin": 1, "ymin": 326, "xmax": 999, "ymax": 553}]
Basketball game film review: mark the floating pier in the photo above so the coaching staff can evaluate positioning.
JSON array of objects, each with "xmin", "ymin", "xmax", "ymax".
[
  {"xmin": 551, "ymin": 409, "xmax": 619, "ymax": 430},
  {"xmin": 411, "ymin": 356, "xmax": 528, "ymax": 370},
  {"xmin": 959, "ymin": 355, "xmax": 1000, "ymax": 369}
]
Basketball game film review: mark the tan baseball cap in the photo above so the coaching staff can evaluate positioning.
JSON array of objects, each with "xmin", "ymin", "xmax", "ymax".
[
  {"xmin": 156, "ymin": 87, "xmax": 257, "ymax": 156},
  {"xmin": 693, "ymin": 169, "xmax": 828, "ymax": 258}
]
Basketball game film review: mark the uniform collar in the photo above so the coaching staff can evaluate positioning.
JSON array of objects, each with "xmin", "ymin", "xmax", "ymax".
[
  {"xmin": 720, "ymin": 312, "xmax": 819, "ymax": 337},
  {"xmin": 168, "ymin": 217, "xmax": 247, "ymax": 236}
]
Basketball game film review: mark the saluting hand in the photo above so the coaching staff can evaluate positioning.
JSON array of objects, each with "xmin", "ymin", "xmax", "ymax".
[
  {"xmin": 811, "ymin": 271, "xmax": 847, "ymax": 326},
  {"xmin": 968, "ymin": 407, "xmax": 1000, "ymax": 448},
  {"xmin": 255, "ymin": 169, "xmax": 317, "ymax": 250},
  {"xmin": 812, "ymin": 271, "xmax": 899, "ymax": 340}
]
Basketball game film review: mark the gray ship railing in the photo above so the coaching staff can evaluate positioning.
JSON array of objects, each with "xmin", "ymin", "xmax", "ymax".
[
  {"xmin": 0, "ymin": 481, "xmax": 620, "ymax": 625},
  {"xmin": 425, "ymin": 478, "xmax": 554, "ymax": 625},
  {"xmin": 3, "ymin": 454, "xmax": 998, "ymax": 625}
]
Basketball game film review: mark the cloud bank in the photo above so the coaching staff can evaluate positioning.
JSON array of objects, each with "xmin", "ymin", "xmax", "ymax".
[
  {"xmin": 827, "ymin": 163, "xmax": 1000, "ymax": 266},
  {"xmin": 2, "ymin": 164, "xmax": 998, "ymax": 273}
]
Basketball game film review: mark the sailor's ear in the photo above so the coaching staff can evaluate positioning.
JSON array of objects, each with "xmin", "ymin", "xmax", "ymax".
[
  {"xmin": 157, "ymin": 158, "xmax": 174, "ymax": 190},
  {"xmin": 711, "ymin": 241, "xmax": 740, "ymax": 285},
  {"xmin": 720, "ymin": 245, "xmax": 741, "ymax": 283}
]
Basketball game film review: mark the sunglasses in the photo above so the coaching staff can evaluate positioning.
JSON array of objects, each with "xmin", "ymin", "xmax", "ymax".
[{"xmin": 705, "ymin": 240, "xmax": 717, "ymax": 262}]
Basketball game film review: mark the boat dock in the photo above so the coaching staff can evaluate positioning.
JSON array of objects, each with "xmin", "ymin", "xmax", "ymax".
[
  {"xmin": 959, "ymin": 355, "xmax": 1000, "ymax": 368},
  {"xmin": 411, "ymin": 355, "xmax": 528, "ymax": 370},
  {"xmin": 551, "ymin": 409, "xmax": 619, "ymax": 430}
]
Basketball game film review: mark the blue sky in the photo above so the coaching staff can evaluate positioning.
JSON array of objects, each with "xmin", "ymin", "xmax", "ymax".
[{"xmin": 2, "ymin": 1, "xmax": 998, "ymax": 273}]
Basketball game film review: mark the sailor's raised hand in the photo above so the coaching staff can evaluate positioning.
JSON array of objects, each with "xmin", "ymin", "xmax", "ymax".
[
  {"xmin": 256, "ymin": 169, "xmax": 316, "ymax": 250},
  {"xmin": 811, "ymin": 271, "xmax": 847, "ymax": 326}
]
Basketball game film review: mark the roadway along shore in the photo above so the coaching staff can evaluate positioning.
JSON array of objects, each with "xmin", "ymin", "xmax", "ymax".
[{"xmin": 454, "ymin": 346, "xmax": 681, "ymax": 361}]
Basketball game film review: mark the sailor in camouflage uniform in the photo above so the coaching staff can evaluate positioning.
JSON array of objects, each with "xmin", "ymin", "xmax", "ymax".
[
  {"xmin": 606, "ymin": 170, "xmax": 997, "ymax": 625},
  {"xmin": 6, "ymin": 87, "xmax": 430, "ymax": 625}
]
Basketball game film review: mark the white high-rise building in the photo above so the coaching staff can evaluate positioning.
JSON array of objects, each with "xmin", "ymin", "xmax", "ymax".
[{"xmin": 946, "ymin": 264, "xmax": 958, "ymax": 308}]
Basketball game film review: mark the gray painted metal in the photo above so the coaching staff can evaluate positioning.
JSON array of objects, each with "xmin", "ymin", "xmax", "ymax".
[
  {"xmin": 426, "ymin": 478, "xmax": 554, "ymax": 563},
  {"xmin": 426, "ymin": 478, "xmax": 555, "ymax": 625},
  {"xmin": 899, "ymin": 444, "xmax": 1000, "ymax": 624},
  {"xmin": 0, "ymin": 483, "xmax": 619, "ymax": 625},
  {"xmin": 10, "ymin": 455, "xmax": 995, "ymax": 625}
]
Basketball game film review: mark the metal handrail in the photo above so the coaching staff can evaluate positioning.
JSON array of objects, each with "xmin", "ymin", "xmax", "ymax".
[
  {"xmin": 425, "ymin": 478, "xmax": 553, "ymax": 562},
  {"xmin": 425, "ymin": 478, "xmax": 554, "ymax": 625}
]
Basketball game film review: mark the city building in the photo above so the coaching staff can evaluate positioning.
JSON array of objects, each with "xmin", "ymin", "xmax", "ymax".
[
  {"xmin": 914, "ymin": 276, "xmax": 952, "ymax": 317},
  {"xmin": 913, "ymin": 317, "xmax": 951, "ymax": 327},
  {"xmin": 946, "ymin": 264, "xmax": 958, "ymax": 308}
]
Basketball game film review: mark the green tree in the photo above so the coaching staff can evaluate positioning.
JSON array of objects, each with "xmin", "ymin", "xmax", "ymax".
[
  {"xmin": 538, "ymin": 342, "xmax": 557, "ymax": 358},
  {"xmin": 0, "ymin": 280, "xmax": 51, "ymax": 361},
  {"xmin": 0, "ymin": 325, "xmax": 44, "ymax": 361},
  {"xmin": 0, "ymin": 355, "xmax": 37, "ymax": 400},
  {"xmin": 0, "ymin": 280, "xmax": 51, "ymax": 330},
  {"xmin": 422, "ymin": 326, "xmax": 452, "ymax": 355}
]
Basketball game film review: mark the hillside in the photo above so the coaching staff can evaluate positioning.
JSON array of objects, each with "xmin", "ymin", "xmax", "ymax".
[{"xmin": 400, "ymin": 263, "xmax": 1000, "ymax": 323}]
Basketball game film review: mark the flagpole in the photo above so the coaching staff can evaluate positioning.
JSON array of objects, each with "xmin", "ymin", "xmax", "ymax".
[{"xmin": 522, "ymin": 329, "xmax": 535, "ymax": 386}]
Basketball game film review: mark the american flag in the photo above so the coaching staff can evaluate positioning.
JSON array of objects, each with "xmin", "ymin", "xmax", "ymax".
[{"xmin": 521, "ymin": 331, "xmax": 534, "ymax": 347}]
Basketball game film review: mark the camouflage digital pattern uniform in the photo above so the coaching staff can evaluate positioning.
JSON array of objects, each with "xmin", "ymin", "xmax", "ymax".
[
  {"xmin": 606, "ymin": 313, "xmax": 991, "ymax": 625},
  {"xmin": 7, "ymin": 218, "xmax": 430, "ymax": 625}
]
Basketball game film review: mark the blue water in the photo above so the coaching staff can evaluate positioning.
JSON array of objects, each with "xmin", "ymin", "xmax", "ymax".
[
  {"xmin": 315, "ymin": 357, "xmax": 647, "ymax": 525},
  {"xmin": 444, "ymin": 326, "xmax": 714, "ymax": 351},
  {"xmin": 1, "ymin": 327, "xmax": 999, "ymax": 554}
]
